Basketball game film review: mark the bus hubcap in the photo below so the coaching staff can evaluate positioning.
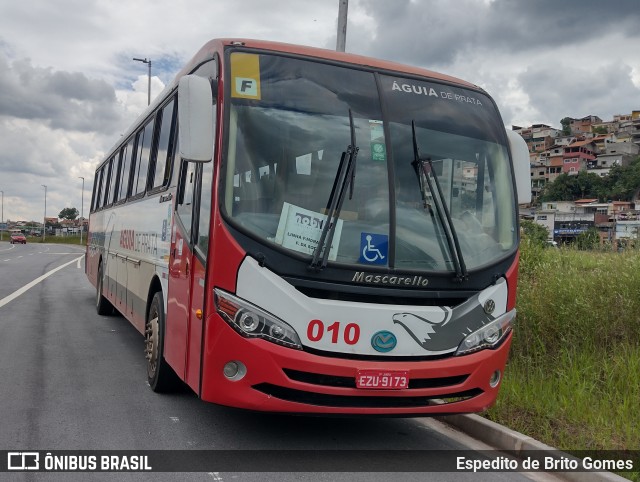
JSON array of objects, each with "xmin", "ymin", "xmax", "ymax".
[{"xmin": 145, "ymin": 315, "xmax": 159, "ymax": 377}]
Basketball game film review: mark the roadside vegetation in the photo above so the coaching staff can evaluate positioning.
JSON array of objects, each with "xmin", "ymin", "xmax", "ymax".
[
  {"xmin": 486, "ymin": 233, "xmax": 640, "ymax": 478},
  {"xmin": 27, "ymin": 235, "xmax": 85, "ymax": 245},
  {"xmin": 538, "ymin": 156, "xmax": 640, "ymax": 203}
]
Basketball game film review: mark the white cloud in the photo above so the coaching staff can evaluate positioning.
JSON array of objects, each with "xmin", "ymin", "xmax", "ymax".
[{"xmin": 1, "ymin": 0, "xmax": 639, "ymax": 221}]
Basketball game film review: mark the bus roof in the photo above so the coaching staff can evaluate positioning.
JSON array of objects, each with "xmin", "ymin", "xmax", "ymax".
[
  {"xmin": 100, "ymin": 38, "xmax": 483, "ymax": 169},
  {"xmin": 177, "ymin": 38, "xmax": 479, "ymax": 90}
]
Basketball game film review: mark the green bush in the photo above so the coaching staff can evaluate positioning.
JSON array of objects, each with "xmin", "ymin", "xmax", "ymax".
[
  {"xmin": 520, "ymin": 219, "xmax": 549, "ymax": 248},
  {"xmin": 487, "ymin": 244, "xmax": 640, "ymax": 461}
]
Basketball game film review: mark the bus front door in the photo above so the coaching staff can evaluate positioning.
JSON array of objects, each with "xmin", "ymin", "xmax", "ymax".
[{"xmin": 166, "ymin": 161, "xmax": 200, "ymax": 387}]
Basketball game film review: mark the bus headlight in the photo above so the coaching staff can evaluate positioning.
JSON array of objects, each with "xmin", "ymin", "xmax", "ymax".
[
  {"xmin": 455, "ymin": 309, "xmax": 516, "ymax": 356},
  {"xmin": 214, "ymin": 289, "xmax": 302, "ymax": 350}
]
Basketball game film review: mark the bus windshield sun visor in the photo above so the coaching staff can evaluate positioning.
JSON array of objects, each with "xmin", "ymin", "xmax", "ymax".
[
  {"xmin": 309, "ymin": 109, "xmax": 359, "ymax": 271},
  {"xmin": 410, "ymin": 121, "xmax": 468, "ymax": 283}
]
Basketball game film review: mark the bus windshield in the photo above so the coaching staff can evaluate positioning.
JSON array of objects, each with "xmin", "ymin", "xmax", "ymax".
[{"xmin": 223, "ymin": 52, "xmax": 517, "ymax": 273}]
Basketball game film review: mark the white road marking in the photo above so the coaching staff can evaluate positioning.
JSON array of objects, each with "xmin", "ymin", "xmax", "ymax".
[{"xmin": 0, "ymin": 255, "xmax": 84, "ymax": 309}]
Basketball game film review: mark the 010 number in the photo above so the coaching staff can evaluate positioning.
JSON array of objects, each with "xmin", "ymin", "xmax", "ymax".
[{"xmin": 306, "ymin": 319, "xmax": 361, "ymax": 346}]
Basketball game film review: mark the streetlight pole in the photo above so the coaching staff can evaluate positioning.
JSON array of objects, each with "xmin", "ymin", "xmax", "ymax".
[
  {"xmin": 1, "ymin": 190, "xmax": 3, "ymax": 242},
  {"xmin": 79, "ymin": 177, "xmax": 84, "ymax": 245},
  {"xmin": 132, "ymin": 57, "xmax": 152, "ymax": 105},
  {"xmin": 42, "ymin": 184, "xmax": 47, "ymax": 242},
  {"xmin": 336, "ymin": 0, "xmax": 349, "ymax": 52}
]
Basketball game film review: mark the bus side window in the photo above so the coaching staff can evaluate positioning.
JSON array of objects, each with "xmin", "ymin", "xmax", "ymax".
[
  {"xmin": 91, "ymin": 168, "xmax": 103, "ymax": 212},
  {"xmin": 101, "ymin": 159, "xmax": 109, "ymax": 208},
  {"xmin": 94, "ymin": 166, "xmax": 106, "ymax": 210},
  {"xmin": 176, "ymin": 160, "xmax": 197, "ymax": 240},
  {"xmin": 151, "ymin": 97, "xmax": 177, "ymax": 190},
  {"xmin": 117, "ymin": 139, "xmax": 135, "ymax": 201},
  {"xmin": 132, "ymin": 119, "xmax": 155, "ymax": 196},
  {"xmin": 102, "ymin": 157, "xmax": 115, "ymax": 207},
  {"xmin": 106, "ymin": 154, "xmax": 120, "ymax": 206}
]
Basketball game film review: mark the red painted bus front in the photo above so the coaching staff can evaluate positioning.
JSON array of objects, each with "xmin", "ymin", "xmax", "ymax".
[
  {"xmin": 194, "ymin": 218, "xmax": 519, "ymax": 415},
  {"xmin": 183, "ymin": 45, "xmax": 525, "ymax": 414},
  {"xmin": 86, "ymin": 39, "xmax": 530, "ymax": 416}
]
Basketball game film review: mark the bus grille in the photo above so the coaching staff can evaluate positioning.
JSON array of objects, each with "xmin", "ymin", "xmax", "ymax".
[
  {"xmin": 292, "ymin": 285, "xmax": 469, "ymax": 307},
  {"xmin": 252, "ymin": 383, "xmax": 482, "ymax": 408},
  {"xmin": 282, "ymin": 368, "xmax": 469, "ymax": 390}
]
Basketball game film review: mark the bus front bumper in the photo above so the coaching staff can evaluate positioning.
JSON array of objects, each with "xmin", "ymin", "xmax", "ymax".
[{"xmin": 200, "ymin": 320, "xmax": 512, "ymax": 416}]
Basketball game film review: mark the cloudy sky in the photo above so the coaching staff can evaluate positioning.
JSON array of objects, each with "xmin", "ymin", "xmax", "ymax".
[{"xmin": 1, "ymin": 0, "xmax": 639, "ymax": 223}]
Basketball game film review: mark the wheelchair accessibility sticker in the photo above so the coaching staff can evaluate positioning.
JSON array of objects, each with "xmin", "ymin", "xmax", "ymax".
[{"xmin": 359, "ymin": 232, "xmax": 388, "ymax": 265}]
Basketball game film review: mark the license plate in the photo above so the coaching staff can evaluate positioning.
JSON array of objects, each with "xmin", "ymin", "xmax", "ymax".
[{"xmin": 356, "ymin": 370, "xmax": 409, "ymax": 390}]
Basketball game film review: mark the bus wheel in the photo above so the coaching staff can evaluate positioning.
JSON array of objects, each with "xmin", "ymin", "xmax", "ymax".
[
  {"xmin": 145, "ymin": 291, "xmax": 178, "ymax": 392},
  {"xmin": 96, "ymin": 262, "xmax": 113, "ymax": 315}
]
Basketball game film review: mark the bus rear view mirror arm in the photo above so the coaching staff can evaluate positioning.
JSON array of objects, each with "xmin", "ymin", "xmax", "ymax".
[{"xmin": 178, "ymin": 75, "xmax": 214, "ymax": 162}]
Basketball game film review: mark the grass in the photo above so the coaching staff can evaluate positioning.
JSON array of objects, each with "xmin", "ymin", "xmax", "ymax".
[
  {"xmin": 27, "ymin": 235, "xmax": 86, "ymax": 245},
  {"xmin": 485, "ymin": 239, "xmax": 640, "ymax": 479}
]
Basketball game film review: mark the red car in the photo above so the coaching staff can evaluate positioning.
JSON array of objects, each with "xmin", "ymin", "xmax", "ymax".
[{"xmin": 10, "ymin": 232, "xmax": 27, "ymax": 244}]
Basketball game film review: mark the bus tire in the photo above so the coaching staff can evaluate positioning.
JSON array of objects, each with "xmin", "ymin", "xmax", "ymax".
[
  {"xmin": 145, "ymin": 291, "xmax": 178, "ymax": 392},
  {"xmin": 96, "ymin": 262, "xmax": 114, "ymax": 315}
]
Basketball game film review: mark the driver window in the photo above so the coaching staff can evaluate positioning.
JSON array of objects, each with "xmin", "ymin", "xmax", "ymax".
[{"xmin": 176, "ymin": 160, "xmax": 197, "ymax": 240}]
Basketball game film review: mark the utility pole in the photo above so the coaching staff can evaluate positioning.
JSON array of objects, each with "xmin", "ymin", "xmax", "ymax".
[
  {"xmin": 133, "ymin": 57, "xmax": 152, "ymax": 105},
  {"xmin": 42, "ymin": 184, "xmax": 47, "ymax": 242},
  {"xmin": 79, "ymin": 177, "xmax": 84, "ymax": 245},
  {"xmin": 336, "ymin": 0, "xmax": 348, "ymax": 52}
]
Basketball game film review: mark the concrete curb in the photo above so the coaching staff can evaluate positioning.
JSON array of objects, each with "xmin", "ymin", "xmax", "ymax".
[{"xmin": 439, "ymin": 412, "xmax": 630, "ymax": 482}]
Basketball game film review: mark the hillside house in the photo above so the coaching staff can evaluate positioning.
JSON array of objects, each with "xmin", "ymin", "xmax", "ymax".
[
  {"xmin": 570, "ymin": 115, "xmax": 603, "ymax": 136},
  {"xmin": 595, "ymin": 141, "xmax": 639, "ymax": 169},
  {"xmin": 562, "ymin": 140, "xmax": 595, "ymax": 175}
]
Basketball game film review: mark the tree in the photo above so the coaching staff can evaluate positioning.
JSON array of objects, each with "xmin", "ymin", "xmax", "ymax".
[
  {"xmin": 592, "ymin": 125, "xmax": 608, "ymax": 135},
  {"xmin": 59, "ymin": 207, "xmax": 79, "ymax": 220},
  {"xmin": 538, "ymin": 171, "xmax": 603, "ymax": 202},
  {"xmin": 520, "ymin": 219, "xmax": 550, "ymax": 247},
  {"xmin": 601, "ymin": 157, "xmax": 640, "ymax": 201},
  {"xmin": 574, "ymin": 170, "xmax": 602, "ymax": 199},
  {"xmin": 539, "ymin": 173, "xmax": 573, "ymax": 201},
  {"xmin": 560, "ymin": 117, "xmax": 572, "ymax": 136}
]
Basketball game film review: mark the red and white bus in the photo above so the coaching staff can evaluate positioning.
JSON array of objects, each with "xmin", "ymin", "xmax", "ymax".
[{"xmin": 86, "ymin": 39, "xmax": 531, "ymax": 415}]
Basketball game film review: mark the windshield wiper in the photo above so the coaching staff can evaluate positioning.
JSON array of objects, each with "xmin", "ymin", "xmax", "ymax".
[
  {"xmin": 309, "ymin": 110, "xmax": 359, "ymax": 271},
  {"xmin": 411, "ymin": 121, "xmax": 468, "ymax": 283}
]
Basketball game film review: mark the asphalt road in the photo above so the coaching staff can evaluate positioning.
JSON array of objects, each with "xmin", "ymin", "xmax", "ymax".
[{"xmin": 0, "ymin": 241, "xmax": 552, "ymax": 482}]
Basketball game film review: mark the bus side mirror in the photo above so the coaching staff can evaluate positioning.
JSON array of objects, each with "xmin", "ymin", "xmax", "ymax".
[
  {"xmin": 506, "ymin": 129, "xmax": 531, "ymax": 204},
  {"xmin": 178, "ymin": 75, "xmax": 214, "ymax": 163}
]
